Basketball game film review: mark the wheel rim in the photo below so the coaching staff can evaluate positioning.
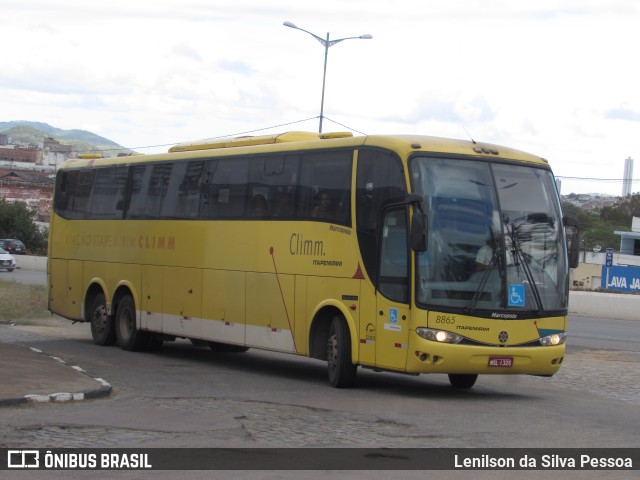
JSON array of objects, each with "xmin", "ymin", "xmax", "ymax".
[
  {"xmin": 327, "ymin": 328, "xmax": 338, "ymax": 376},
  {"xmin": 92, "ymin": 304, "xmax": 108, "ymax": 335},
  {"xmin": 119, "ymin": 306, "xmax": 134, "ymax": 339}
]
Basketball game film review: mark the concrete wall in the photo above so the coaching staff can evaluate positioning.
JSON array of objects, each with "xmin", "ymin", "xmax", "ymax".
[
  {"xmin": 14, "ymin": 256, "xmax": 638, "ymax": 321},
  {"xmin": 568, "ymin": 291, "xmax": 638, "ymax": 321},
  {"xmin": 14, "ymin": 255, "xmax": 47, "ymax": 272}
]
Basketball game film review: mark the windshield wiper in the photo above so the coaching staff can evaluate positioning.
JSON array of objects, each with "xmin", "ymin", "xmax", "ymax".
[
  {"xmin": 507, "ymin": 221, "xmax": 544, "ymax": 314},
  {"xmin": 466, "ymin": 232, "xmax": 504, "ymax": 314}
]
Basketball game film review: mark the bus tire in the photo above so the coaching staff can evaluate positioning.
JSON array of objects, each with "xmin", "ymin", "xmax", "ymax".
[
  {"xmin": 327, "ymin": 315, "xmax": 357, "ymax": 388},
  {"xmin": 89, "ymin": 293, "xmax": 116, "ymax": 346},
  {"xmin": 115, "ymin": 295, "xmax": 148, "ymax": 351},
  {"xmin": 448, "ymin": 374, "xmax": 478, "ymax": 389}
]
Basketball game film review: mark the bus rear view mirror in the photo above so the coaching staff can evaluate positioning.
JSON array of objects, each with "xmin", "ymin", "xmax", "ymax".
[
  {"xmin": 563, "ymin": 216, "xmax": 580, "ymax": 269},
  {"xmin": 408, "ymin": 194, "xmax": 428, "ymax": 252},
  {"xmin": 410, "ymin": 212, "xmax": 427, "ymax": 252}
]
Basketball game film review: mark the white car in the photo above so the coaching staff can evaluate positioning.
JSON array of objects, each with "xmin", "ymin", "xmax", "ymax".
[{"xmin": 0, "ymin": 247, "xmax": 16, "ymax": 272}]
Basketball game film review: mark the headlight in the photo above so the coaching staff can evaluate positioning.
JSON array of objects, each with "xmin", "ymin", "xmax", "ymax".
[
  {"xmin": 416, "ymin": 327, "xmax": 463, "ymax": 344},
  {"xmin": 539, "ymin": 332, "xmax": 566, "ymax": 346}
]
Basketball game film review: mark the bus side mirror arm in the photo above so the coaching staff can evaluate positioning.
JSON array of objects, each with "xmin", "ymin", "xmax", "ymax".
[
  {"xmin": 563, "ymin": 216, "xmax": 580, "ymax": 269},
  {"xmin": 408, "ymin": 194, "xmax": 428, "ymax": 252}
]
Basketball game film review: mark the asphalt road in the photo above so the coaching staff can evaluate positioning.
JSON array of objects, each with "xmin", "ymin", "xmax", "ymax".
[
  {"xmin": 568, "ymin": 315, "xmax": 640, "ymax": 352},
  {"xmin": 0, "ymin": 267, "xmax": 46, "ymax": 285}
]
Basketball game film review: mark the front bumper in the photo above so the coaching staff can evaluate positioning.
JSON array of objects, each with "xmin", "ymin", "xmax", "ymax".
[{"xmin": 406, "ymin": 333, "xmax": 565, "ymax": 376}]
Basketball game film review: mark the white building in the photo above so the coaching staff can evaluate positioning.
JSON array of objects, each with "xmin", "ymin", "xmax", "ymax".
[{"xmin": 623, "ymin": 156, "xmax": 634, "ymax": 196}]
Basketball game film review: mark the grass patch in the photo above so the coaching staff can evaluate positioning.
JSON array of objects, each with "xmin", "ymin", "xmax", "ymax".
[{"xmin": 0, "ymin": 279, "xmax": 51, "ymax": 324}]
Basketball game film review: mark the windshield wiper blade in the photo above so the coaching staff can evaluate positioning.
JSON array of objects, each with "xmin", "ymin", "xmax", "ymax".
[
  {"xmin": 466, "ymin": 233, "xmax": 503, "ymax": 314},
  {"xmin": 465, "ymin": 255, "xmax": 497, "ymax": 314},
  {"xmin": 508, "ymin": 223, "xmax": 544, "ymax": 314}
]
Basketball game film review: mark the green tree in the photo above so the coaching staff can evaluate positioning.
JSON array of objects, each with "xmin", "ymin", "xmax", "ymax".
[
  {"xmin": 0, "ymin": 199, "xmax": 48, "ymax": 255},
  {"xmin": 600, "ymin": 194, "xmax": 640, "ymax": 224},
  {"xmin": 561, "ymin": 200, "xmax": 626, "ymax": 253}
]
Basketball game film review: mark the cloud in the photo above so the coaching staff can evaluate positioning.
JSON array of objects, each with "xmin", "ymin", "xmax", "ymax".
[
  {"xmin": 218, "ymin": 60, "xmax": 254, "ymax": 76},
  {"xmin": 396, "ymin": 96, "xmax": 497, "ymax": 126},
  {"xmin": 605, "ymin": 107, "xmax": 640, "ymax": 122},
  {"xmin": 170, "ymin": 43, "xmax": 203, "ymax": 62},
  {"xmin": 0, "ymin": 64, "xmax": 135, "ymax": 96}
]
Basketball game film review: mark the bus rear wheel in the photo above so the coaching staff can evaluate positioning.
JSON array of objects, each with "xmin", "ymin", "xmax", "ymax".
[
  {"xmin": 448, "ymin": 374, "xmax": 478, "ymax": 389},
  {"xmin": 115, "ymin": 294, "xmax": 148, "ymax": 351},
  {"xmin": 327, "ymin": 315, "xmax": 357, "ymax": 388},
  {"xmin": 89, "ymin": 293, "xmax": 116, "ymax": 346}
]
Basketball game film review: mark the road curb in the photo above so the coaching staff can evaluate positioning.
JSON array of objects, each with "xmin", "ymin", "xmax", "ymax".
[{"xmin": 0, "ymin": 345, "xmax": 112, "ymax": 407}]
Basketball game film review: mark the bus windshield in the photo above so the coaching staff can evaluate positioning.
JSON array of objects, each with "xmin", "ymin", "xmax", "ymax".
[{"xmin": 411, "ymin": 157, "xmax": 569, "ymax": 315}]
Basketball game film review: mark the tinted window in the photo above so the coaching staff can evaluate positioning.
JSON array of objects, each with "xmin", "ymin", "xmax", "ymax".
[
  {"xmin": 379, "ymin": 207, "xmax": 409, "ymax": 303},
  {"xmin": 89, "ymin": 166, "xmax": 128, "ymax": 220},
  {"xmin": 125, "ymin": 164, "xmax": 172, "ymax": 219},
  {"xmin": 247, "ymin": 155, "xmax": 299, "ymax": 219},
  {"xmin": 124, "ymin": 165, "xmax": 150, "ymax": 219},
  {"xmin": 206, "ymin": 158, "xmax": 249, "ymax": 218},
  {"xmin": 298, "ymin": 150, "xmax": 352, "ymax": 226},
  {"xmin": 160, "ymin": 161, "xmax": 205, "ymax": 218},
  {"xmin": 54, "ymin": 170, "xmax": 94, "ymax": 219},
  {"xmin": 356, "ymin": 149, "xmax": 406, "ymax": 282},
  {"xmin": 55, "ymin": 150, "xmax": 355, "ymax": 224}
]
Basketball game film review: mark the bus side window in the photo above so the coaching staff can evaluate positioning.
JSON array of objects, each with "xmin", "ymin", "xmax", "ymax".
[
  {"xmin": 378, "ymin": 207, "xmax": 409, "ymax": 303},
  {"xmin": 89, "ymin": 166, "xmax": 128, "ymax": 220},
  {"xmin": 66, "ymin": 170, "xmax": 94, "ymax": 220},
  {"xmin": 160, "ymin": 161, "xmax": 204, "ymax": 218},
  {"xmin": 356, "ymin": 149, "xmax": 407, "ymax": 284},
  {"xmin": 298, "ymin": 150, "xmax": 352, "ymax": 225},
  {"xmin": 143, "ymin": 164, "xmax": 172, "ymax": 219},
  {"xmin": 53, "ymin": 170, "xmax": 70, "ymax": 217},
  {"xmin": 246, "ymin": 155, "xmax": 299, "ymax": 219},
  {"xmin": 209, "ymin": 158, "xmax": 248, "ymax": 218},
  {"xmin": 198, "ymin": 159, "xmax": 218, "ymax": 218},
  {"xmin": 124, "ymin": 165, "xmax": 150, "ymax": 219}
]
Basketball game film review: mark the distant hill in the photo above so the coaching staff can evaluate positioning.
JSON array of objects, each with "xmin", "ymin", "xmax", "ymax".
[{"xmin": 0, "ymin": 120, "xmax": 132, "ymax": 157}]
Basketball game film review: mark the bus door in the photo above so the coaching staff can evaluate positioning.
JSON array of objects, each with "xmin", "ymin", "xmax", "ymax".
[{"xmin": 375, "ymin": 206, "xmax": 411, "ymax": 371}]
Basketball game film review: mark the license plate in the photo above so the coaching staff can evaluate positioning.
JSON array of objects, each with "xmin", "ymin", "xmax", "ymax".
[{"xmin": 488, "ymin": 356, "xmax": 513, "ymax": 367}]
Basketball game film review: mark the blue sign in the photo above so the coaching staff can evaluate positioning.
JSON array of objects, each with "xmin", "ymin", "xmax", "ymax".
[
  {"xmin": 389, "ymin": 307, "xmax": 398, "ymax": 324},
  {"xmin": 605, "ymin": 251, "xmax": 613, "ymax": 268},
  {"xmin": 601, "ymin": 265, "xmax": 640, "ymax": 292},
  {"xmin": 508, "ymin": 284, "xmax": 526, "ymax": 307}
]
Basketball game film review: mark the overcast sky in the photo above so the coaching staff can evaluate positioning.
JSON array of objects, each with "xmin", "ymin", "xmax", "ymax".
[{"xmin": 2, "ymin": 0, "xmax": 639, "ymax": 195}]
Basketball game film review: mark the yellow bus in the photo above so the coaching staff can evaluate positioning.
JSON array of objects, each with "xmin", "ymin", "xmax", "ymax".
[{"xmin": 48, "ymin": 131, "xmax": 579, "ymax": 389}]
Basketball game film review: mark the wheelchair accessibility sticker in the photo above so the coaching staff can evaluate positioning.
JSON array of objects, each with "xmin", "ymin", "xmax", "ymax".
[
  {"xmin": 384, "ymin": 307, "xmax": 402, "ymax": 332},
  {"xmin": 508, "ymin": 284, "xmax": 525, "ymax": 307}
]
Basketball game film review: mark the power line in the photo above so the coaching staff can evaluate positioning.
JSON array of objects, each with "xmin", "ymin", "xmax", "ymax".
[
  {"xmin": 557, "ymin": 176, "xmax": 640, "ymax": 182},
  {"xmin": 75, "ymin": 128, "xmax": 637, "ymax": 186},
  {"xmin": 322, "ymin": 116, "xmax": 368, "ymax": 135},
  {"xmin": 81, "ymin": 116, "xmax": 369, "ymax": 154},
  {"xmin": 81, "ymin": 117, "xmax": 318, "ymax": 154}
]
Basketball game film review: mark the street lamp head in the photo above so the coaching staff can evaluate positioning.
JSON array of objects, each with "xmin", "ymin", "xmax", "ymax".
[{"xmin": 283, "ymin": 20, "xmax": 372, "ymax": 134}]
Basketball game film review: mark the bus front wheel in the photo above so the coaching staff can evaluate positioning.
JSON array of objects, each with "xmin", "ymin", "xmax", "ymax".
[
  {"xmin": 115, "ymin": 295, "xmax": 148, "ymax": 351},
  {"xmin": 448, "ymin": 374, "xmax": 478, "ymax": 389},
  {"xmin": 327, "ymin": 316, "xmax": 357, "ymax": 388},
  {"xmin": 89, "ymin": 293, "xmax": 116, "ymax": 346}
]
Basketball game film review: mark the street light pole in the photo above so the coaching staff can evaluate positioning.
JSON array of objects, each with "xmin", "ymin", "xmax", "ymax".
[{"xmin": 283, "ymin": 21, "xmax": 372, "ymax": 133}]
